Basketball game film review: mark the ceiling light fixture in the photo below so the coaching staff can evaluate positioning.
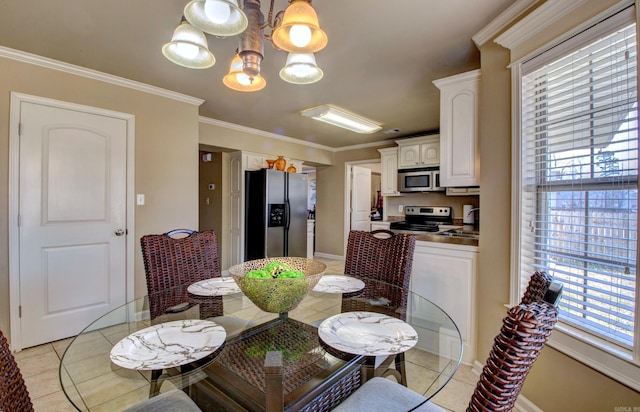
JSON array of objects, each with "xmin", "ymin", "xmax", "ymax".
[
  {"xmin": 223, "ymin": 53, "xmax": 267, "ymax": 91},
  {"xmin": 279, "ymin": 53, "xmax": 323, "ymax": 84},
  {"xmin": 164, "ymin": 0, "xmax": 327, "ymax": 91},
  {"xmin": 300, "ymin": 105, "xmax": 383, "ymax": 134},
  {"xmin": 162, "ymin": 18, "xmax": 216, "ymax": 69}
]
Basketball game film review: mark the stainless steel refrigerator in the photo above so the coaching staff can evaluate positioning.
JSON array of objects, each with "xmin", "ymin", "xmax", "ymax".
[{"xmin": 245, "ymin": 169, "xmax": 308, "ymax": 260}]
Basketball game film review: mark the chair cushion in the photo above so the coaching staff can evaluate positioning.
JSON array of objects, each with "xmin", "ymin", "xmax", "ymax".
[
  {"xmin": 123, "ymin": 389, "xmax": 201, "ymax": 412},
  {"xmin": 332, "ymin": 377, "xmax": 445, "ymax": 411}
]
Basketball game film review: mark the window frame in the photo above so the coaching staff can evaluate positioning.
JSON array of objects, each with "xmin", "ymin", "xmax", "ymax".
[{"xmin": 510, "ymin": 4, "xmax": 640, "ymax": 390}]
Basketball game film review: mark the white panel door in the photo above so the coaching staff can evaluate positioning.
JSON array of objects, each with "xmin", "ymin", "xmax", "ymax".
[
  {"xmin": 350, "ymin": 165, "xmax": 371, "ymax": 232},
  {"xmin": 19, "ymin": 102, "xmax": 127, "ymax": 348}
]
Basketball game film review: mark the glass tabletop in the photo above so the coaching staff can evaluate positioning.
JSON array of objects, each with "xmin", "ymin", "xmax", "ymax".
[{"xmin": 59, "ymin": 277, "xmax": 462, "ymax": 411}]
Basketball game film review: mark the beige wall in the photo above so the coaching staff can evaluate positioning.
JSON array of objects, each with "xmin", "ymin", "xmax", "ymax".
[
  {"xmin": 477, "ymin": 0, "xmax": 640, "ymax": 408},
  {"xmin": 0, "ymin": 57, "xmax": 200, "ymax": 344},
  {"xmin": 198, "ymin": 120, "xmax": 334, "ymax": 166}
]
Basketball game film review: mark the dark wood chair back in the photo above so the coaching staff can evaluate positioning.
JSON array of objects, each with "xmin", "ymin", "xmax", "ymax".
[
  {"xmin": 520, "ymin": 271, "xmax": 553, "ymax": 305},
  {"xmin": 344, "ymin": 229, "xmax": 415, "ymax": 289},
  {"xmin": 0, "ymin": 329, "xmax": 33, "ymax": 412},
  {"xmin": 341, "ymin": 229, "xmax": 416, "ymax": 386},
  {"xmin": 140, "ymin": 229, "xmax": 221, "ymax": 319},
  {"xmin": 467, "ymin": 299, "xmax": 558, "ymax": 411}
]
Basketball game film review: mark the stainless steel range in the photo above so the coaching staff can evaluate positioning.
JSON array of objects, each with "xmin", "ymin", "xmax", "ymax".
[{"xmin": 389, "ymin": 206, "xmax": 453, "ymax": 232}]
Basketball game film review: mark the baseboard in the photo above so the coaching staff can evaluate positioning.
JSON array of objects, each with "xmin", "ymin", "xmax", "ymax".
[
  {"xmin": 313, "ymin": 252, "xmax": 344, "ymax": 260},
  {"xmin": 470, "ymin": 361, "xmax": 542, "ymax": 411},
  {"xmin": 514, "ymin": 394, "xmax": 544, "ymax": 412},
  {"xmin": 471, "ymin": 360, "xmax": 484, "ymax": 376}
]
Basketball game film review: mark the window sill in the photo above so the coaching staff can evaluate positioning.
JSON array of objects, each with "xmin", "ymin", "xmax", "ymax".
[{"xmin": 548, "ymin": 324, "xmax": 640, "ymax": 391}]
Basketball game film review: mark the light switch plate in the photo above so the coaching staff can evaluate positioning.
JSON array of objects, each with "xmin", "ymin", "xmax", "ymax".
[{"xmin": 136, "ymin": 194, "xmax": 145, "ymax": 205}]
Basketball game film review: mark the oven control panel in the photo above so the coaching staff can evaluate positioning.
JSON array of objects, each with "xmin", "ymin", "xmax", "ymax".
[{"xmin": 404, "ymin": 206, "xmax": 452, "ymax": 217}]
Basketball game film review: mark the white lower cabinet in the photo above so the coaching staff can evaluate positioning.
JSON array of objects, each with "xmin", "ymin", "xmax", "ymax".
[
  {"xmin": 307, "ymin": 220, "xmax": 315, "ymax": 258},
  {"xmin": 409, "ymin": 241, "xmax": 477, "ymax": 364}
]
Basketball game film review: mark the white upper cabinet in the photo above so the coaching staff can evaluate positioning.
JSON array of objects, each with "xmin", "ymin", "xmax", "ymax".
[
  {"xmin": 378, "ymin": 147, "xmax": 401, "ymax": 196},
  {"xmin": 396, "ymin": 135, "xmax": 440, "ymax": 169},
  {"xmin": 245, "ymin": 153, "xmax": 266, "ymax": 170},
  {"xmin": 433, "ymin": 70, "xmax": 480, "ymax": 187}
]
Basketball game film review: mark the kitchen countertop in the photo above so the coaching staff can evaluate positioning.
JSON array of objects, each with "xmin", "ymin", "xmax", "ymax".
[{"xmin": 389, "ymin": 224, "xmax": 480, "ymax": 248}]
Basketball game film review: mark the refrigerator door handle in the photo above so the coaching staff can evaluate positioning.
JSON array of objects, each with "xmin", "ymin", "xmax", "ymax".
[{"xmin": 285, "ymin": 199, "xmax": 291, "ymax": 231}]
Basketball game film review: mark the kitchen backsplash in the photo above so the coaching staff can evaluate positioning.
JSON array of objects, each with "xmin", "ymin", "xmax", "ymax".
[{"xmin": 384, "ymin": 192, "xmax": 478, "ymax": 221}]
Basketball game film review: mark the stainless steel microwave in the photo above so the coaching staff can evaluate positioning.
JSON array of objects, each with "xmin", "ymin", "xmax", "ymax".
[{"xmin": 398, "ymin": 167, "xmax": 444, "ymax": 192}]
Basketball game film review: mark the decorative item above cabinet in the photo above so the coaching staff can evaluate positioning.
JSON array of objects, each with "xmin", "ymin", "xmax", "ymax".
[
  {"xmin": 395, "ymin": 135, "xmax": 440, "ymax": 169},
  {"xmin": 433, "ymin": 70, "xmax": 480, "ymax": 187},
  {"xmin": 244, "ymin": 152, "xmax": 303, "ymax": 172}
]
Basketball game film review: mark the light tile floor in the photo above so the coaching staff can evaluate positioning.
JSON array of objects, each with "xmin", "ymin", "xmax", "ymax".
[{"xmin": 14, "ymin": 257, "xmax": 479, "ymax": 412}]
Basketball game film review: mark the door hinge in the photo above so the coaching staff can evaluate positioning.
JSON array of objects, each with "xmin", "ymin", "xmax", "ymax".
[
  {"xmin": 19, "ymin": 305, "xmax": 22, "ymax": 318},
  {"xmin": 18, "ymin": 214, "xmax": 22, "ymax": 227},
  {"xmin": 18, "ymin": 123, "xmax": 22, "ymax": 136}
]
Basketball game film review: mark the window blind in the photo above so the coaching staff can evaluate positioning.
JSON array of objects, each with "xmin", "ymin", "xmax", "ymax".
[{"xmin": 520, "ymin": 19, "xmax": 638, "ymax": 348}]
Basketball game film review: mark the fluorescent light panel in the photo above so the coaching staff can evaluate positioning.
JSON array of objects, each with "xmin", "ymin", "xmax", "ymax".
[{"xmin": 300, "ymin": 105, "xmax": 382, "ymax": 134}]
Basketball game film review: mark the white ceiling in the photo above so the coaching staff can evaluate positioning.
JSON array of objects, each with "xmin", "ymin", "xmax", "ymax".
[{"xmin": 0, "ymin": 0, "xmax": 515, "ymax": 149}]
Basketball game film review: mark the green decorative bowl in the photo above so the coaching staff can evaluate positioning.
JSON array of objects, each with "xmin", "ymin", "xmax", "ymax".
[{"xmin": 229, "ymin": 257, "xmax": 327, "ymax": 313}]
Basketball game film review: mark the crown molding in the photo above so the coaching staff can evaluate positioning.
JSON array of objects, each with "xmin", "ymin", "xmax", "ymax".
[
  {"xmin": 433, "ymin": 69, "xmax": 481, "ymax": 89},
  {"xmin": 0, "ymin": 46, "xmax": 204, "ymax": 106},
  {"xmin": 199, "ymin": 116, "xmax": 396, "ymax": 153},
  {"xmin": 199, "ymin": 116, "xmax": 334, "ymax": 151},
  {"xmin": 494, "ymin": 0, "xmax": 589, "ymax": 50},
  {"xmin": 472, "ymin": 0, "xmax": 539, "ymax": 47},
  {"xmin": 333, "ymin": 138, "xmax": 399, "ymax": 152}
]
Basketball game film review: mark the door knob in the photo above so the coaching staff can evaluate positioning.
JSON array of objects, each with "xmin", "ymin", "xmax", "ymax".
[{"xmin": 114, "ymin": 229, "xmax": 126, "ymax": 236}]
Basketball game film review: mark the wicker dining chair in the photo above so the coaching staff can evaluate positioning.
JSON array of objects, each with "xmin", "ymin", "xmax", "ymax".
[
  {"xmin": 1, "ymin": 327, "xmax": 203, "ymax": 411},
  {"xmin": 341, "ymin": 229, "xmax": 416, "ymax": 386},
  {"xmin": 520, "ymin": 271, "xmax": 552, "ymax": 305},
  {"xmin": 0, "ymin": 329, "xmax": 33, "ymax": 412},
  {"xmin": 140, "ymin": 229, "xmax": 222, "ymax": 319},
  {"xmin": 332, "ymin": 282, "xmax": 562, "ymax": 412}
]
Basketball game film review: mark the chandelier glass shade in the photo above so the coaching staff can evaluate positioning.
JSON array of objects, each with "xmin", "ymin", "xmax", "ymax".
[
  {"xmin": 279, "ymin": 53, "xmax": 323, "ymax": 84},
  {"xmin": 183, "ymin": 0, "xmax": 248, "ymax": 37},
  {"xmin": 271, "ymin": 0, "xmax": 327, "ymax": 53},
  {"xmin": 165, "ymin": 0, "xmax": 327, "ymax": 91},
  {"xmin": 162, "ymin": 20, "xmax": 216, "ymax": 69},
  {"xmin": 223, "ymin": 53, "xmax": 267, "ymax": 91}
]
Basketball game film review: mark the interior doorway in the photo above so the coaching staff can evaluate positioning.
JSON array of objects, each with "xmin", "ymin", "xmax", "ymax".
[{"xmin": 343, "ymin": 160, "xmax": 381, "ymax": 253}]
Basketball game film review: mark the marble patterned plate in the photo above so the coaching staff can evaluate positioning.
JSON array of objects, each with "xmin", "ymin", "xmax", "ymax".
[
  {"xmin": 188, "ymin": 277, "xmax": 241, "ymax": 296},
  {"xmin": 318, "ymin": 311, "xmax": 418, "ymax": 356},
  {"xmin": 312, "ymin": 275, "xmax": 365, "ymax": 294},
  {"xmin": 110, "ymin": 319, "xmax": 226, "ymax": 370}
]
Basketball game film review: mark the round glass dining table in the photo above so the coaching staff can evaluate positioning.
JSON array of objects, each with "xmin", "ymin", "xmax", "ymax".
[{"xmin": 59, "ymin": 276, "xmax": 462, "ymax": 411}]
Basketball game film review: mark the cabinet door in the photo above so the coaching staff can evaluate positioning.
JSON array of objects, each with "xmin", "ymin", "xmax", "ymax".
[
  {"xmin": 435, "ymin": 70, "xmax": 480, "ymax": 187},
  {"xmin": 245, "ymin": 154, "xmax": 265, "ymax": 170},
  {"xmin": 306, "ymin": 221, "xmax": 314, "ymax": 258},
  {"xmin": 410, "ymin": 244, "xmax": 477, "ymax": 363},
  {"xmin": 379, "ymin": 148, "xmax": 400, "ymax": 196},
  {"xmin": 420, "ymin": 142, "xmax": 440, "ymax": 166},
  {"xmin": 398, "ymin": 144, "xmax": 421, "ymax": 168}
]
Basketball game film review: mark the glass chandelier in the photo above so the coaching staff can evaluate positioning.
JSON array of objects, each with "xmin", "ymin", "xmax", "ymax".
[{"xmin": 162, "ymin": 0, "xmax": 327, "ymax": 91}]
